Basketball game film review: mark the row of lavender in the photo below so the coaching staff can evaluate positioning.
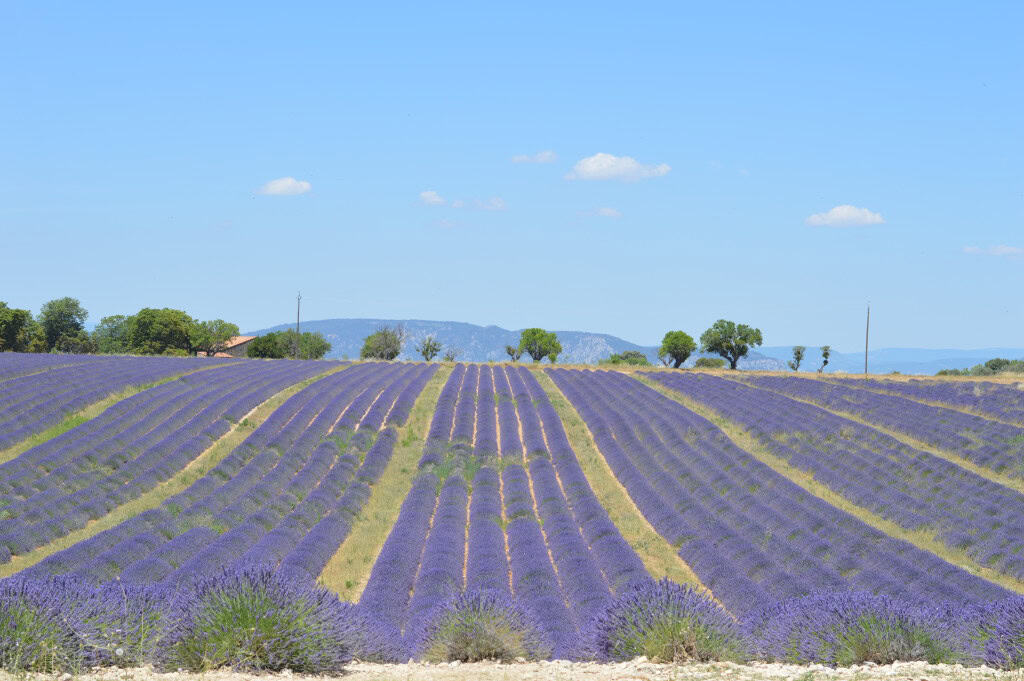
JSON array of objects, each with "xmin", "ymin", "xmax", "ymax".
[
  {"xmin": 829, "ymin": 375, "xmax": 1024, "ymax": 426},
  {"xmin": 0, "ymin": 351, "xmax": 112, "ymax": 381},
  {"xmin": 739, "ymin": 373, "xmax": 1024, "ymax": 477},
  {"xmin": 548, "ymin": 369, "xmax": 1010, "ymax": 616},
  {"xmin": 359, "ymin": 364, "xmax": 650, "ymax": 656},
  {"xmin": 646, "ymin": 371, "xmax": 1024, "ymax": 582},
  {"xmin": 0, "ymin": 359, "xmax": 329, "ymax": 562},
  {"xmin": 17, "ymin": 362, "xmax": 436, "ymax": 585},
  {"xmin": 0, "ymin": 354, "xmax": 240, "ymax": 450}
]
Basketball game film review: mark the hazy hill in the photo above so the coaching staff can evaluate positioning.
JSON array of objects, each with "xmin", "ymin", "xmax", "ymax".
[
  {"xmin": 758, "ymin": 346, "xmax": 1024, "ymax": 375},
  {"xmin": 250, "ymin": 318, "xmax": 785, "ymax": 369}
]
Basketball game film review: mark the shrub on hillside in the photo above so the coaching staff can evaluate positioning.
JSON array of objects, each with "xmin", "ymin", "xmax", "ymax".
[
  {"xmin": 694, "ymin": 357, "xmax": 726, "ymax": 369},
  {"xmin": 587, "ymin": 579, "xmax": 744, "ymax": 663},
  {"xmin": 743, "ymin": 592, "xmax": 962, "ymax": 666},
  {"xmin": 160, "ymin": 569, "xmax": 357, "ymax": 673},
  {"xmin": 416, "ymin": 591, "xmax": 551, "ymax": 662}
]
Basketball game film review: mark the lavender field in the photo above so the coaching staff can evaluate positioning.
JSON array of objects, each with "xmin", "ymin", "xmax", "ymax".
[{"xmin": 1, "ymin": 354, "xmax": 1023, "ymax": 670}]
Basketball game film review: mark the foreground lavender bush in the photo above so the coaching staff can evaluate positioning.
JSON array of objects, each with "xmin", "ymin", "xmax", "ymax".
[
  {"xmin": 0, "ymin": 576, "xmax": 169, "ymax": 673},
  {"xmin": 588, "ymin": 579, "xmax": 744, "ymax": 663},
  {"xmin": 415, "ymin": 591, "xmax": 552, "ymax": 663},
  {"xmin": 160, "ymin": 569, "xmax": 356, "ymax": 673},
  {"xmin": 0, "ymin": 577, "xmax": 84, "ymax": 672},
  {"xmin": 744, "ymin": 592, "xmax": 961, "ymax": 666},
  {"xmin": 969, "ymin": 597, "xmax": 1024, "ymax": 669}
]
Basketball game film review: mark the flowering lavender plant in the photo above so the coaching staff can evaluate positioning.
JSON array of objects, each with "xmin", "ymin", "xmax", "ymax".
[
  {"xmin": 0, "ymin": 577, "xmax": 85, "ymax": 672},
  {"xmin": 744, "ymin": 591, "xmax": 962, "ymax": 666},
  {"xmin": 587, "ymin": 578, "xmax": 744, "ymax": 663},
  {"xmin": 967, "ymin": 597, "xmax": 1024, "ymax": 669},
  {"xmin": 159, "ymin": 568, "xmax": 356, "ymax": 673},
  {"xmin": 415, "ymin": 590, "xmax": 551, "ymax": 662}
]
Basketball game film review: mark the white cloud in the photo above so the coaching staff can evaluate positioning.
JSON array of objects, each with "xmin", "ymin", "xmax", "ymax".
[
  {"xmin": 258, "ymin": 177, "xmax": 311, "ymax": 196},
  {"xmin": 451, "ymin": 199, "xmax": 465, "ymax": 208},
  {"xmin": 805, "ymin": 204, "xmax": 885, "ymax": 227},
  {"xmin": 566, "ymin": 153, "xmax": 671, "ymax": 181},
  {"xmin": 419, "ymin": 190, "xmax": 445, "ymax": 205},
  {"xmin": 475, "ymin": 197, "xmax": 507, "ymax": 211},
  {"xmin": 595, "ymin": 207, "xmax": 622, "ymax": 218},
  {"xmin": 512, "ymin": 150, "xmax": 557, "ymax": 164},
  {"xmin": 964, "ymin": 245, "xmax": 1024, "ymax": 257}
]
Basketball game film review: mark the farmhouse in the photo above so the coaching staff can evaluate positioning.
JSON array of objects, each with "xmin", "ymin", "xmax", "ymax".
[{"xmin": 199, "ymin": 335, "xmax": 255, "ymax": 358}]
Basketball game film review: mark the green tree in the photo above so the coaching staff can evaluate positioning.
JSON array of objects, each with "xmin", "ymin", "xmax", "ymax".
[
  {"xmin": 92, "ymin": 315, "xmax": 133, "ymax": 354},
  {"xmin": 788, "ymin": 346, "xmax": 806, "ymax": 372},
  {"xmin": 191, "ymin": 319, "xmax": 240, "ymax": 357},
  {"xmin": 360, "ymin": 325, "xmax": 405, "ymax": 360},
  {"xmin": 38, "ymin": 297, "xmax": 88, "ymax": 351},
  {"xmin": 817, "ymin": 345, "xmax": 831, "ymax": 373},
  {"xmin": 547, "ymin": 338, "xmax": 562, "ymax": 364},
  {"xmin": 699, "ymin": 320, "xmax": 763, "ymax": 370},
  {"xmin": 416, "ymin": 335, "xmax": 442, "ymax": 362},
  {"xmin": 600, "ymin": 350, "xmax": 651, "ymax": 366},
  {"xmin": 505, "ymin": 344, "xmax": 522, "ymax": 362},
  {"xmin": 247, "ymin": 330, "xmax": 331, "ymax": 359},
  {"xmin": 283, "ymin": 329, "xmax": 332, "ymax": 359},
  {"xmin": 694, "ymin": 357, "xmax": 726, "ymax": 369},
  {"xmin": 985, "ymin": 358, "xmax": 1011, "ymax": 373},
  {"xmin": 518, "ymin": 328, "xmax": 561, "ymax": 363},
  {"xmin": 0, "ymin": 302, "xmax": 34, "ymax": 352},
  {"xmin": 128, "ymin": 308, "xmax": 197, "ymax": 355},
  {"xmin": 442, "ymin": 347, "xmax": 459, "ymax": 362},
  {"xmin": 56, "ymin": 330, "xmax": 97, "ymax": 354},
  {"xmin": 658, "ymin": 331, "xmax": 697, "ymax": 369},
  {"xmin": 247, "ymin": 333, "xmax": 287, "ymax": 359}
]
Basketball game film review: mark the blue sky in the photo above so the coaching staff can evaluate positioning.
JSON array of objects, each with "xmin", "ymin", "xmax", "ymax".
[{"xmin": 2, "ymin": 2, "xmax": 1021, "ymax": 351}]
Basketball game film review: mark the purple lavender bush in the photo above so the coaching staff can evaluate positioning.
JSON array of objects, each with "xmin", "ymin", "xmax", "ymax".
[
  {"xmin": 744, "ymin": 591, "xmax": 962, "ymax": 666},
  {"xmin": 0, "ymin": 577, "xmax": 85, "ymax": 672},
  {"xmin": 587, "ymin": 579, "xmax": 744, "ymax": 663},
  {"xmin": 415, "ymin": 590, "xmax": 552, "ymax": 663},
  {"xmin": 159, "ymin": 569, "xmax": 357, "ymax": 673},
  {"xmin": 0, "ymin": 575, "xmax": 170, "ymax": 672},
  {"xmin": 967, "ymin": 597, "xmax": 1024, "ymax": 669}
]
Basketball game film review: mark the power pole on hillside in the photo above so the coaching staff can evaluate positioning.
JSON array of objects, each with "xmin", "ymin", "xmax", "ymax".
[
  {"xmin": 864, "ymin": 302, "xmax": 870, "ymax": 374},
  {"xmin": 295, "ymin": 292, "xmax": 301, "ymax": 359}
]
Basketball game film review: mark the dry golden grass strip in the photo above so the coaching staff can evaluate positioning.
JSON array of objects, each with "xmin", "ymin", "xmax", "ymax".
[
  {"xmin": 529, "ymin": 368, "xmax": 710, "ymax": 595},
  {"xmin": 318, "ymin": 365, "xmax": 452, "ymax": 600},
  {"xmin": 633, "ymin": 374, "xmax": 1024, "ymax": 596},
  {"xmin": 0, "ymin": 365, "xmax": 346, "ymax": 578}
]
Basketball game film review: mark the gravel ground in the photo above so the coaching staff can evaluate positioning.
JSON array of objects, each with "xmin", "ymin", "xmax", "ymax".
[{"xmin": 9, "ymin": 661, "xmax": 1023, "ymax": 681}]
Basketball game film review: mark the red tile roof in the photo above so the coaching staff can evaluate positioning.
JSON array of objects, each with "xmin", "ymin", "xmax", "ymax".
[{"xmin": 224, "ymin": 336, "xmax": 255, "ymax": 348}]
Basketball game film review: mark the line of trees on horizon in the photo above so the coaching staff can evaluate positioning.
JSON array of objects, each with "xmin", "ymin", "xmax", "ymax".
[
  {"xmin": 357, "ymin": 319, "xmax": 785, "ymax": 371},
  {"xmin": 0, "ymin": 297, "xmax": 331, "ymax": 359}
]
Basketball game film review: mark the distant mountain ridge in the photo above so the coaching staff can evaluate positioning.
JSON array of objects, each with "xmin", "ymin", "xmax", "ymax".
[
  {"xmin": 758, "ymin": 346, "xmax": 1024, "ymax": 375},
  {"xmin": 249, "ymin": 319, "xmax": 1024, "ymax": 374},
  {"xmin": 249, "ymin": 318, "xmax": 783, "ymax": 369}
]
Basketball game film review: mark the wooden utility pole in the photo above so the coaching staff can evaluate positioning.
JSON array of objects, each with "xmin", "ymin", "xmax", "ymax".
[
  {"xmin": 295, "ymin": 292, "xmax": 301, "ymax": 359},
  {"xmin": 864, "ymin": 302, "xmax": 870, "ymax": 374}
]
